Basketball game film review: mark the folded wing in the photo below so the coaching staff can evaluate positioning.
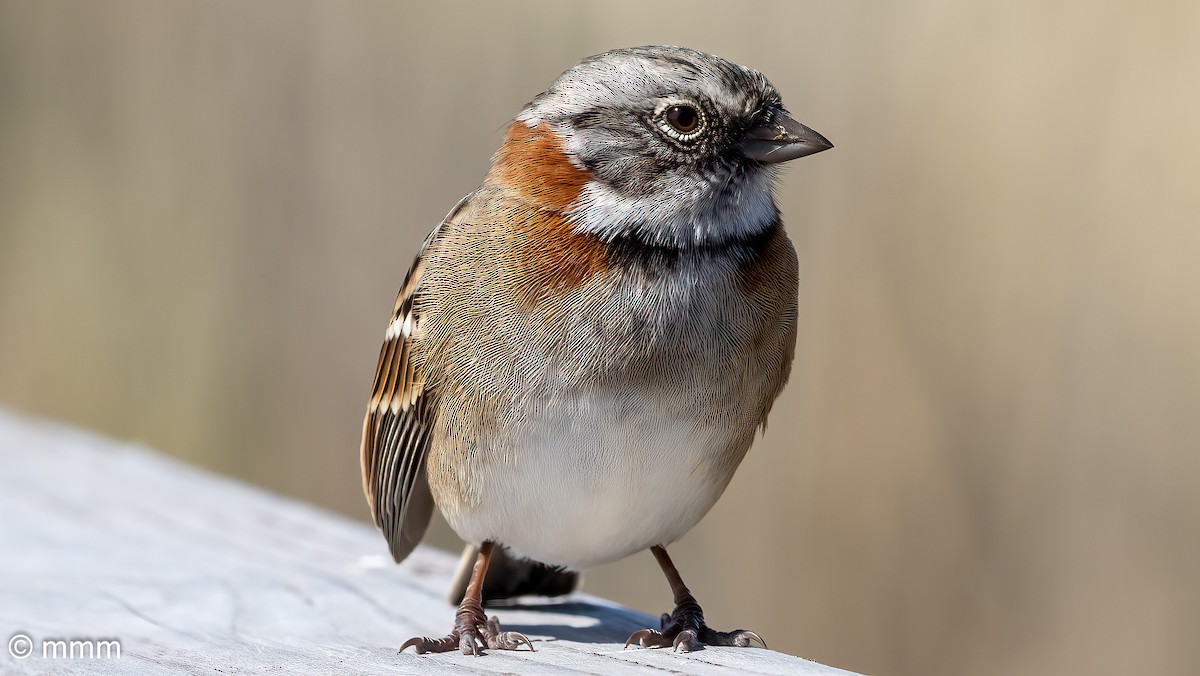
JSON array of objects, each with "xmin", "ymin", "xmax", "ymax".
[{"xmin": 360, "ymin": 194, "xmax": 472, "ymax": 563}]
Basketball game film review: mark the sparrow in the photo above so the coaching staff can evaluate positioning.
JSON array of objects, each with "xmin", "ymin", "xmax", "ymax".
[{"xmin": 361, "ymin": 45, "xmax": 832, "ymax": 656}]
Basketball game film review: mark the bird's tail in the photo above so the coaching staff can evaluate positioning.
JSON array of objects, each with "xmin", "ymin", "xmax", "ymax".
[{"xmin": 448, "ymin": 544, "xmax": 580, "ymax": 605}]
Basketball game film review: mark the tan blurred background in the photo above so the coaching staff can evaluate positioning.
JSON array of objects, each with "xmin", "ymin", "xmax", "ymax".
[{"xmin": 2, "ymin": 2, "xmax": 1198, "ymax": 674}]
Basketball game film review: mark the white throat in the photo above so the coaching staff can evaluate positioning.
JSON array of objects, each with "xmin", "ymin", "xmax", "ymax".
[{"xmin": 566, "ymin": 170, "xmax": 778, "ymax": 247}]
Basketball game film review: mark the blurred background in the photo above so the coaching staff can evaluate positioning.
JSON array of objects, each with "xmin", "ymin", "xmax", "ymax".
[{"xmin": 1, "ymin": 2, "xmax": 1197, "ymax": 674}]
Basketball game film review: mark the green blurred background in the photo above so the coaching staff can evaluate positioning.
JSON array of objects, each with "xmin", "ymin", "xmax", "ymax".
[{"xmin": 2, "ymin": 2, "xmax": 1197, "ymax": 674}]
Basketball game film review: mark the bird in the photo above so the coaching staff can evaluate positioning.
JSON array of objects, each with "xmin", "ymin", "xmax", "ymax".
[{"xmin": 361, "ymin": 45, "xmax": 832, "ymax": 656}]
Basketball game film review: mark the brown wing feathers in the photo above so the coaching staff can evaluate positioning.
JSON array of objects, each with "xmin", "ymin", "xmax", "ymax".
[
  {"xmin": 361, "ymin": 196, "xmax": 473, "ymax": 564},
  {"xmin": 361, "ymin": 287, "xmax": 435, "ymax": 563}
]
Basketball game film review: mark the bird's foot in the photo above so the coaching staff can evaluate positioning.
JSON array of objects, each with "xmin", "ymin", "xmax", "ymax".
[
  {"xmin": 624, "ymin": 596, "xmax": 767, "ymax": 653},
  {"xmin": 401, "ymin": 604, "xmax": 534, "ymax": 656}
]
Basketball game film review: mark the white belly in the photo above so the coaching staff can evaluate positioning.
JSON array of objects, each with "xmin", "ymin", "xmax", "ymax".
[
  {"xmin": 426, "ymin": 237, "xmax": 795, "ymax": 570},
  {"xmin": 442, "ymin": 389, "xmax": 744, "ymax": 570}
]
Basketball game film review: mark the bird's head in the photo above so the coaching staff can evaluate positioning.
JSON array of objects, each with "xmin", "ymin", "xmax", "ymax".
[{"xmin": 495, "ymin": 45, "xmax": 832, "ymax": 248}]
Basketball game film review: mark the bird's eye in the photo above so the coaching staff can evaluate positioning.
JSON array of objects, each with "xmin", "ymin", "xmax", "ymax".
[
  {"xmin": 665, "ymin": 105, "xmax": 699, "ymax": 133},
  {"xmin": 656, "ymin": 102, "xmax": 706, "ymax": 142}
]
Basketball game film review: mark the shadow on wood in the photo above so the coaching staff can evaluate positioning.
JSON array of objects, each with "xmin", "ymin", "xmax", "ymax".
[{"xmin": 0, "ymin": 409, "xmax": 860, "ymax": 675}]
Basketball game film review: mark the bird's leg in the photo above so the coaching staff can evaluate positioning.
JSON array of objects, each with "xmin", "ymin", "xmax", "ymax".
[
  {"xmin": 624, "ymin": 545, "xmax": 768, "ymax": 653},
  {"xmin": 401, "ymin": 541, "xmax": 534, "ymax": 655}
]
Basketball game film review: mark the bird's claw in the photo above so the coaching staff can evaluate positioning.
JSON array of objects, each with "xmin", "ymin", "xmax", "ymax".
[
  {"xmin": 672, "ymin": 628, "xmax": 702, "ymax": 652},
  {"xmin": 400, "ymin": 635, "xmax": 458, "ymax": 654},
  {"xmin": 624, "ymin": 628, "xmax": 673, "ymax": 649},
  {"xmin": 623, "ymin": 605, "xmax": 767, "ymax": 653},
  {"xmin": 400, "ymin": 614, "xmax": 535, "ymax": 655},
  {"xmin": 699, "ymin": 627, "xmax": 768, "ymax": 649},
  {"xmin": 485, "ymin": 617, "xmax": 535, "ymax": 651}
]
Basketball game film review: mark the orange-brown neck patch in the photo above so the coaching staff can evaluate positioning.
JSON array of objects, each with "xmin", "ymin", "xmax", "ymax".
[
  {"xmin": 489, "ymin": 121, "xmax": 589, "ymax": 212},
  {"xmin": 483, "ymin": 123, "xmax": 612, "ymax": 307},
  {"xmin": 503, "ymin": 208, "xmax": 611, "ymax": 308}
]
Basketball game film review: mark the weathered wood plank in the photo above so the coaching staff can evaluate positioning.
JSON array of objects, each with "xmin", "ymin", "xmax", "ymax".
[{"xmin": 0, "ymin": 409, "xmax": 861, "ymax": 675}]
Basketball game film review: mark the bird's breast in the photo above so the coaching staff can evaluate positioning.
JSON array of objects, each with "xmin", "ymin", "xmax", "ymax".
[{"xmin": 423, "ymin": 223, "xmax": 798, "ymax": 569}]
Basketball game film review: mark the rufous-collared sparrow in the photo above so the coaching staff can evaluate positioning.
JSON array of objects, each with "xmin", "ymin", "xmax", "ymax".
[{"xmin": 361, "ymin": 45, "xmax": 832, "ymax": 655}]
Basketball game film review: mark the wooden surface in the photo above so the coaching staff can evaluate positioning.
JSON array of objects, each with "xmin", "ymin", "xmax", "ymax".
[{"xmin": 0, "ymin": 409, "xmax": 861, "ymax": 675}]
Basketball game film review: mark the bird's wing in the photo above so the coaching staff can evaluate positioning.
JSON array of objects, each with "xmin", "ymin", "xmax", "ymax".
[{"xmin": 360, "ymin": 193, "xmax": 472, "ymax": 564}]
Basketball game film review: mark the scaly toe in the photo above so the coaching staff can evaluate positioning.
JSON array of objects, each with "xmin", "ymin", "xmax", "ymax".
[
  {"xmin": 698, "ymin": 626, "xmax": 769, "ymax": 649},
  {"xmin": 624, "ymin": 628, "xmax": 674, "ymax": 649},
  {"xmin": 482, "ymin": 615, "xmax": 536, "ymax": 651},
  {"xmin": 459, "ymin": 631, "xmax": 480, "ymax": 656},
  {"xmin": 672, "ymin": 628, "xmax": 703, "ymax": 652},
  {"xmin": 623, "ymin": 622, "xmax": 768, "ymax": 652},
  {"xmin": 400, "ymin": 634, "xmax": 459, "ymax": 654},
  {"xmin": 487, "ymin": 631, "xmax": 534, "ymax": 651}
]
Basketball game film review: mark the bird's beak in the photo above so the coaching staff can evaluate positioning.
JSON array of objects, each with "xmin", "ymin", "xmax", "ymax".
[{"xmin": 741, "ymin": 109, "xmax": 833, "ymax": 163}]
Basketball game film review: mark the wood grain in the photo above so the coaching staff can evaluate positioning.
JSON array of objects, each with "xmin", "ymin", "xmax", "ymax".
[{"xmin": 0, "ymin": 409, "xmax": 860, "ymax": 675}]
